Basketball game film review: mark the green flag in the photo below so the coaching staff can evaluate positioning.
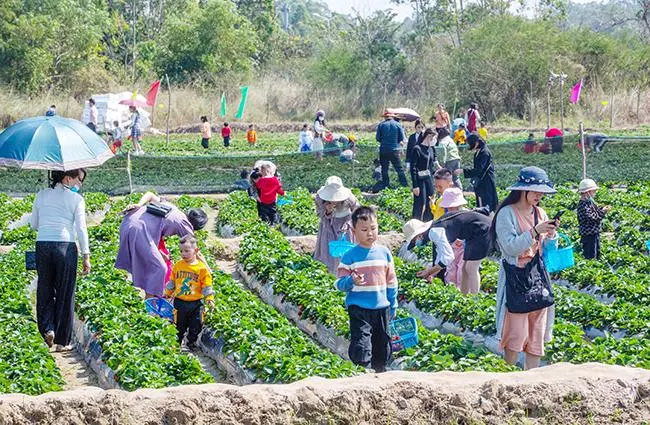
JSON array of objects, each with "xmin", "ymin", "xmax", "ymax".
[
  {"xmin": 220, "ymin": 92, "xmax": 227, "ymax": 117},
  {"xmin": 235, "ymin": 86, "xmax": 249, "ymax": 120}
]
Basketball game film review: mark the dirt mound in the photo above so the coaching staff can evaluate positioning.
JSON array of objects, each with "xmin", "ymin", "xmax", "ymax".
[{"xmin": 1, "ymin": 363, "xmax": 648, "ymax": 424}]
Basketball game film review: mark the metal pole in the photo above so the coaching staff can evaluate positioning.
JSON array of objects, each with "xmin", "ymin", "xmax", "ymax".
[
  {"xmin": 546, "ymin": 82, "xmax": 551, "ymax": 129},
  {"xmin": 579, "ymin": 121, "xmax": 586, "ymax": 179},
  {"xmin": 559, "ymin": 76, "xmax": 564, "ymax": 131}
]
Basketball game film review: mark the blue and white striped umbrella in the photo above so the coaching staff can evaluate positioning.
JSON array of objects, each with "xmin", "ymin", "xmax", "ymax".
[{"xmin": 0, "ymin": 116, "xmax": 114, "ymax": 171}]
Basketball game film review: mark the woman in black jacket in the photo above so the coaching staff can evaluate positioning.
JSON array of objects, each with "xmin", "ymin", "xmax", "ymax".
[
  {"xmin": 456, "ymin": 133, "xmax": 499, "ymax": 212},
  {"xmin": 406, "ymin": 119, "xmax": 424, "ymax": 171},
  {"xmin": 410, "ymin": 128, "xmax": 439, "ymax": 221}
]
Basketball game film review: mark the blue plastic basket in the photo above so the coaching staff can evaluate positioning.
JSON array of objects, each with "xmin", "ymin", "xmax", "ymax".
[
  {"xmin": 145, "ymin": 297, "xmax": 175, "ymax": 322},
  {"xmin": 328, "ymin": 234, "xmax": 355, "ymax": 258},
  {"xmin": 390, "ymin": 317, "xmax": 419, "ymax": 352},
  {"xmin": 277, "ymin": 196, "xmax": 293, "ymax": 207},
  {"xmin": 544, "ymin": 233, "xmax": 575, "ymax": 273}
]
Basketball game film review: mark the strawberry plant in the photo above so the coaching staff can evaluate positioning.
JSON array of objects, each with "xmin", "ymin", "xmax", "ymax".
[
  {"xmin": 216, "ymin": 190, "xmax": 260, "ymax": 236},
  {"xmin": 277, "ymin": 188, "xmax": 319, "ymax": 235}
]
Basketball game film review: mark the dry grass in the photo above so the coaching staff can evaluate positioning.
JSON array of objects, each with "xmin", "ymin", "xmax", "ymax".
[{"xmin": 1, "ymin": 79, "xmax": 649, "ymax": 130}]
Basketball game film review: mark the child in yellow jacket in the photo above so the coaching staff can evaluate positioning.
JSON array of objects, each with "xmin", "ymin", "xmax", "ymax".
[{"xmin": 165, "ymin": 234, "xmax": 214, "ymax": 349}]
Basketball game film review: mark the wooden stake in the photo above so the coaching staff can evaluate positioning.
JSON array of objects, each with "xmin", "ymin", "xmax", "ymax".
[
  {"xmin": 127, "ymin": 151, "xmax": 133, "ymax": 194},
  {"xmin": 579, "ymin": 121, "xmax": 586, "ymax": 180},
  {"xmin": 165, "ymin": 74, "xmax": 171, "ymax": 145},
  {"xmin": 609, "ymin": 82, "xmax": 615, "ymax": 129}
]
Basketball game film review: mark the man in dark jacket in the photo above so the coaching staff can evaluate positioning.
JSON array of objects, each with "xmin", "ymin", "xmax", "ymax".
[{"xmin": 376, "ymin": 111, "xmax": 408, "ymax": 189}]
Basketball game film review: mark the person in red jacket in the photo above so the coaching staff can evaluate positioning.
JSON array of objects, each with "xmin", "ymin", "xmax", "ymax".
[
  {"xmin": 221, "ymin": 122, "xmax": 232, "ymax": 147},
  {"xmin": 254, "ymin": 162, "xmax": 285, "ymax": 224}
]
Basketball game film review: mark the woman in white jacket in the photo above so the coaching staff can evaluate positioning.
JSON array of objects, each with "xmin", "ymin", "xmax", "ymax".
[{"xmin": 31, "ymin": 169, "xmax": 91, "ymax": 351}]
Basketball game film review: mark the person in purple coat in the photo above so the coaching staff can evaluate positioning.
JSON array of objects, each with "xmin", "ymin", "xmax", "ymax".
[{"xmin": 115, "ymin": 192, "xmax": 208, "ymax": 298}]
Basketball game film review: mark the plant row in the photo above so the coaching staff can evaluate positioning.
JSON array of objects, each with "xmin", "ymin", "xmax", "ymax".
[
  {"xmin": 395, "ymin": 258, "xmax": 650, "ymax": 369},
  {"xmin": 238, "ymin": 224, "xmax": 515, "ymax": 372},
  {"xmin": 0, "ymin": 239, "xmax": 65, "ymax": 395},
  {"xmin": 75, "ymin": 196, "xmax": 214, "ymax": 390}
]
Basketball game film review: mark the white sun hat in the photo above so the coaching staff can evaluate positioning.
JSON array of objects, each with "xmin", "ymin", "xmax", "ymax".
[
  {"xmin": 403, "ymin": 219, "xmax": 433, "ymax": 249},
  {"xmin": 317, "ymin": 176, "xmax": 352, "ymax": 202},
  {"xmin": 578, "ymin": 178, "xmax": 599, "ymax": 193}
]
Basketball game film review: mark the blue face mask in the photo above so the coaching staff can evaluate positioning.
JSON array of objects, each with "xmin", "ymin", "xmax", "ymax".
[{"xmin": 70, "ymin": 185, "xmax": 80, "ymax": 193}]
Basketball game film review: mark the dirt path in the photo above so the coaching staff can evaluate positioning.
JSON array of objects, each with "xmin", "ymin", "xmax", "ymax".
[
  {"xmin": 49, "ymin": 349, "xmax": 100, "ymax": 391},
  {"xmin": 180, "ymin": 346, "xmax": 226, "ymax": 384}
]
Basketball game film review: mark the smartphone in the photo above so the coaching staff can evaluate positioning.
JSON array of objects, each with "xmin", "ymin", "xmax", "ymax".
[{"xmin": 553, "ymin": 210, "xmax": 565, "ymax": 222}]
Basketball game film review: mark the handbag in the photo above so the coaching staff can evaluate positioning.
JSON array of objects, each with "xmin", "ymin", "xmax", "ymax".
[
  {"xmin": 25, "ymin": 251, "xmax": 36, "ymax": 271},
  {"xmin": 503, "ymin": 208, "xmax": 554, "ymax": 313},
  {"xmin": 415, "ymin": 146, "xmax": 433, "ymax": 180},
  {"xmin": 146, "ymin": 202, "xmax": 172, "ymax": 218}
]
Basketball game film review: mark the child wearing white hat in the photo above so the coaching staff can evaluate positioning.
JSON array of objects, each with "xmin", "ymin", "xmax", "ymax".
[{"xmin": 577, "ymin": 178, "xmax": 610, "ymax": 259}]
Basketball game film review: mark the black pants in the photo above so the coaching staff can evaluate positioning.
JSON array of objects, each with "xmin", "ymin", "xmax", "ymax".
[
  {"xmin": 593, "ymin": 137, "xmax": 607, "ymax": 152},
  {"xmin": 223, "ymin": 136, "xmax": 230, "ymax": 147},
  {"xmin": 551, "ymin": 136, "xmax": 564, "ymax": 153},
  {"xmin": 87, "ymin": 122, "xmax": 96, "ymax": 133},
  {"xmin": 201, "ymin": 138, "xmax": 209, "ymax": 149},
  {"xmin": 36, "ymin": 241, "xmax": 78, "ymax": 346},
  {"xmin": 174, "ymin": 298, "xmax": 203, "ymax": 345},
  {"xmin": 258, "ymin": 201, "xmax": 277, "ymax": 224},
  {"xmin": 379, "ymin": 151, "xmax": 408, "ymax": 189},
  {"xmin": 348, "ymin": 305, "xmax": 391, "ymax": 372},
  {"xmin": 581, "ymin": 233, "xmax": 601, "ymax": 260},
  {"xmin": 411, "ymin": 176, "xmax": 434, "ymax": 221}
]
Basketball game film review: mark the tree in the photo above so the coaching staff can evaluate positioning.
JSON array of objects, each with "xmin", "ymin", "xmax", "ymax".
[
  {"xmin": 0, "ymin": 0, "xmax": 109, "ymax": 94},
  {"xmin": 157, "ymin": 0, "xmax": 258, "ymax": 84}
]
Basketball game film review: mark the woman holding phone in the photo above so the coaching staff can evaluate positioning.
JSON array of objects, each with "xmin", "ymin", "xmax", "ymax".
[{"xmin": 490, "ymin": 166, "xmax": 559, "ymax": 370}]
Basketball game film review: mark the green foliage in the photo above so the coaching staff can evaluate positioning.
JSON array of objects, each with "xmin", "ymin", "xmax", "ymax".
[
  {"xmin": 0, "ymin": 0, "xmax": 109, "ymax": 93},
  {"xmin": 158, "ymin": 0, "xmax": 257, "ymax": 84}
]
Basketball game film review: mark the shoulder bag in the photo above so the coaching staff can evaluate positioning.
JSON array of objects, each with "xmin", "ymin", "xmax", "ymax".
[
  {"xmin": 503, "ymin": 207, "xmax": 554, "ymax": 313},
  {"xmin": 146, "ymin": 202, "xmax": 172, "ymax": 218}
]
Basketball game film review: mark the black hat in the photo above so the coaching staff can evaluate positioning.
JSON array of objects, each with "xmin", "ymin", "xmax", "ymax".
[{"xmin": 186, "ymin": 208, "xmax": 208, "ymax": 230}]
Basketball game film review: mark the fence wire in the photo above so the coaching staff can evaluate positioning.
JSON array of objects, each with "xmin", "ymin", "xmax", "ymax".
[{"xmin": 0, "ymin": 134, "xmax": 648, "ymax": 196}]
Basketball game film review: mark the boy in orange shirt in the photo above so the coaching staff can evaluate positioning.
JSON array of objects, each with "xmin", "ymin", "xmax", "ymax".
[
  {"xmin": 246, "ymin": 124, "xmax": 257, "ymax": 145},
  {"xmin": 164, "ymin": 235, "xmax": 214, "ymax": 349}
]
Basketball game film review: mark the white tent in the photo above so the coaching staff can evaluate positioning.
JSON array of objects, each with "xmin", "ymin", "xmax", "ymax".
[{"xmin": 81, "ymin": 92, "xmax": 151, "ymax": 133}]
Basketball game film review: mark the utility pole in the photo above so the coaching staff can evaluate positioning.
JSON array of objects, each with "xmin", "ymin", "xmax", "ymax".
[{"xmin": 132, "ymin": 0, "xmax": 137, "ymax": 83}]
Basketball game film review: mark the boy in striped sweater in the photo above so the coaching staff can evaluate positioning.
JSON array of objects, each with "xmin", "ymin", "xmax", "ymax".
[{"xmin": 335, "ymin": 206, "xmax": 398, "ymax": 372}]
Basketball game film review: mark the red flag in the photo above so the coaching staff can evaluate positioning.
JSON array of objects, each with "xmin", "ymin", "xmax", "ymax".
[
  {"xmin": 146, "ymin": 80, "xmax": 161, "ymax": 107},
  {"xmin": 569, "ymin": 79, "xmax": 582, "ymax": 104}
]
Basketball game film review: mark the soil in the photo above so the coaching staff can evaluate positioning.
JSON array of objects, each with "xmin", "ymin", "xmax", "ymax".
[
  {"xmin": 1, "ymin": 363, "xmax": 648, "ymax": 425},
  {"xmin": 49, "ymin": 349, "xmax": 100, "ymax": 391}
]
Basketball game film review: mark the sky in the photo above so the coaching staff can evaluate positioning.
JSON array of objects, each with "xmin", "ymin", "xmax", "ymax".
[
  {"xmin": 324, "ymin": 0, "xmax": 412, "ymax": 20},
  {"xmin": 324, "ymin": 0, "xmax": 600, "ymax": 20}
]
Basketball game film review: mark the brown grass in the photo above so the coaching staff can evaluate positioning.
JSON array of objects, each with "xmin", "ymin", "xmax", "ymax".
[{"xmin": 1, "ymin": 77, "xmax": 649, "ymax": 130}]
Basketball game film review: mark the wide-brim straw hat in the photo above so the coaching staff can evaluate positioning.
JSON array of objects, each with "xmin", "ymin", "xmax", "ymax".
[
  {"xmin": 506, "ymin": 166, "xmax": 557, "ymax": 194},
  {"xmin": 317, "ymin": 176, "xmax": 351, "ymax": 202},
  {"xmin": 440, "ymin": 187, "xmax": 468, "ymax": 208},
  {"xmin": 578, "ymin": 178, "xmax": 599, "ymax": 193},
  {"xmin": 403, "ymin": 219, "xmax": 432, "ymax": 250}
]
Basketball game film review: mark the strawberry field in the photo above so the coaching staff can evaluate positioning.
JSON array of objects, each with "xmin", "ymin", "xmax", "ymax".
[{"xmin": 1, "ymin": 134, "xmax": 650, "ymax": 400}]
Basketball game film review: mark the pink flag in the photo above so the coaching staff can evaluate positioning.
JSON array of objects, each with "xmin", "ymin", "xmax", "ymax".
[
  {"xmin": 569, "ymin": 79, "xmax": 582, "ymax": 104},
  {"xmin": 146, "ymin": 80, "xmax": 161, "ymax": 107}
]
